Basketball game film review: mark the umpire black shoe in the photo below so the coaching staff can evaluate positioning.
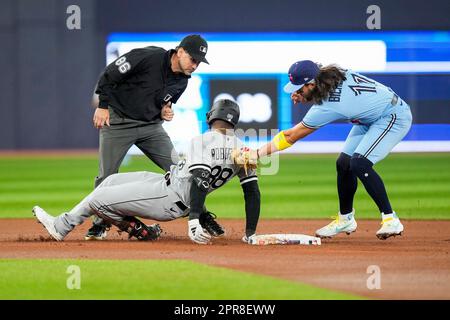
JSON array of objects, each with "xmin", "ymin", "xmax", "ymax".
[
  {"xmin": 84, "ymin": 224, "xmax": 108, "ymax": 240},
  {"xmin": 200, "ymin": 211, "xmax": 225, "ymax": 237}
]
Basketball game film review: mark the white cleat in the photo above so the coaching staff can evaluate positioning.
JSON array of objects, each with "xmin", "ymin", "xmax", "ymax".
[
  {"xmin": 376, "ymin": 214, "xmax": 404, "ymax": 240},
  {"xmin": 315, "ymin": 211, "xmax": 357, "ymax": 239},
  {"xmin": 32, "ymin": 206, "xmax": 64, "ymax": 241}
]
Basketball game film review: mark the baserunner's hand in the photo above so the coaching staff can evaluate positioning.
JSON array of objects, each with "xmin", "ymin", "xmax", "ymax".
[{"xmin": 188, "ymin": 219, "xmax": 212, "ymax": 244}]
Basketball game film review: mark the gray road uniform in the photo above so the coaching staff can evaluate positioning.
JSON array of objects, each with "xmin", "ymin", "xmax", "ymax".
[{"xmin": 53, "ymin": 130, "xmax": 260, "ymax": 240}]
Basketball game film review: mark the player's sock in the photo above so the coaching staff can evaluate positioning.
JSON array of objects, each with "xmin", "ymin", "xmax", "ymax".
[
  {"xmin": 336, "ymin": 153, "xmax": 357, "ymax": 214},
  {"xmin": 350, "ymin": 154, "xmax": 393, "ymax": 214},
  {"xmin": 382, "ymin": 212, "xmax": 395, "ymax": 219}
]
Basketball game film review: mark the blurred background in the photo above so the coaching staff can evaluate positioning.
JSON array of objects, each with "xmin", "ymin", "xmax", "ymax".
[{"xmin": 1, "ymin": 0, "xmax": 449, "ymax": 153}]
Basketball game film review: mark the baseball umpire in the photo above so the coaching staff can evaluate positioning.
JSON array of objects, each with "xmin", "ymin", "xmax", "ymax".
[{"xmin": 86, "ymin": 34, "xmax": 223, "ymax": 240}]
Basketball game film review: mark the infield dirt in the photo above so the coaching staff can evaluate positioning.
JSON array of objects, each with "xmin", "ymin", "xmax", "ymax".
[{"xmin": 1, "ymin": 218, "xmax": 449, "ymax": 299}]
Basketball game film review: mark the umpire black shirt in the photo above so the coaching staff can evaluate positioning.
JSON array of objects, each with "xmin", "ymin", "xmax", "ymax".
[{"xmin": 96, "ymin": 46, "xmax": 190, "ymax": 122}]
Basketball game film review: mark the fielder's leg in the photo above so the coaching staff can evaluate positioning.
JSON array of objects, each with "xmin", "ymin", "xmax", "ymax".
[
  {"xmin": 353, "ymin": 107, "xmax": 412, "ymax": 239},
  {"xmin": 350, "ymin": 154, "xmax": 393, "ymax": 214},
  {"xmin": 315, "ymin": 125, "xmax": 366, "ymax": 238},
  {"xmin": 336, "ymin": 153, "xmax": 358, "ymax": 214}
]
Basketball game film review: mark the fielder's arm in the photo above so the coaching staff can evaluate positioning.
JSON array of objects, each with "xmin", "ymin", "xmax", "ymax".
[{"xmin": 257, "ymin": 123, "xmax": 316, "ymax": 158}]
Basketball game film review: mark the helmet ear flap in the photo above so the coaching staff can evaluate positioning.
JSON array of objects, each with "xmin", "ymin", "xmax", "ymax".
[{"xmin": 206, "ymin": 110, "xmax": 212, "ymax": 125}]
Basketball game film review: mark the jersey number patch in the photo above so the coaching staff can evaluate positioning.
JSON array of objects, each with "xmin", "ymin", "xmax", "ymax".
[
  {"xmin": 349, "ymin": 73, "xmax": 376, "ymax": 96},
  {"xmin": 115, "ymin": 56, "xmax": 131, "ymax": 74},
  {"xmin": 209, "ymin": 166, "xmax": 233, "ymax": 189}
]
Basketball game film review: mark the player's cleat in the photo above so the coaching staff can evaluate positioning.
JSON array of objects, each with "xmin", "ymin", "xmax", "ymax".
[
  {"xmin": 84, "ymin": 224, "xmax": 108, "ymax": 241},
  {"xmin": 376, "ymin": 213, "xmax": 404, "ymax": 240},
  {"xmin": 145, "ymin": 223, "xmax": 163, "ymax": 240},
  {"xmin": 127, "ymin": 221, "xmax": 162, "ymax": 241},
  {"xmin": 200, "ymin": 211, "xmax": 225, "ymax": 237},
  {"xmin": 315, "ymin": 210, "xmax": 357, "ymax": 239},
  {"xmin": 32, "ymin": 206, "xmax": 64, "ymax": 241}
]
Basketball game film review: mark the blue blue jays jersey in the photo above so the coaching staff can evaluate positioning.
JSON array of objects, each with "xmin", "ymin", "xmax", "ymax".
[{"xmin": 301, "ymin": 70, "xmax": 397, "ymax": 128}]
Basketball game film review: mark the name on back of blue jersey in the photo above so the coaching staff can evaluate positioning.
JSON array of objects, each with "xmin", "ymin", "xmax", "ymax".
[{"xmin": 328, "ymin": 81, "xmax": 343, "ymax": 102}]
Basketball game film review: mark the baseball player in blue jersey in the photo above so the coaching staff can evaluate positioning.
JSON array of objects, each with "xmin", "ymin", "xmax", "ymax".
[{"xmin": 241, "ymin": 60, "xmax": 412, "ymax": 240}]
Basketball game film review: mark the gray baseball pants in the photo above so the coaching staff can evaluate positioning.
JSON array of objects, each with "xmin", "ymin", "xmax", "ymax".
[
  {"xmin": 95, "ymin": 108, "xmax": 179, "ymax": 187},
  {"xmin": 92, "ymin": 108, "xmax": 180, "ymax": 227},
  {"xmin": 54, "ymin": 171, "xmax": 188, "ymax": 237}
]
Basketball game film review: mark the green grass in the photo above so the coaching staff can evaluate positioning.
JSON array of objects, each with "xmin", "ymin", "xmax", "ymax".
[
  {"xmin": 1, "ymin": 154, "xmax": 446, "ymax": 301},
  {"xmin": 0, "ymin": 259, "xmax": 359, "ymax": 299},
  {"xmin": 0, "ymin": 153, "xmax": 449, "ymax": 219}
]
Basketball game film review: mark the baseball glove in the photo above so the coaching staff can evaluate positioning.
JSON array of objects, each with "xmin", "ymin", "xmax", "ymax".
[{"xmin": 231, "ymin": 147, "xmax": 258, "ymax": 175}]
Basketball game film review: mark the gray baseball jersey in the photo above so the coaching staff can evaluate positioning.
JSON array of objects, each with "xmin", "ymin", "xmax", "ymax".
[
  {"xmin": 167, "ymin": 130, "xmax": 258, "ymax": 205},
  {"xmin": 53, "ymin": 130, "xmax": 257, "ymax": 237}
]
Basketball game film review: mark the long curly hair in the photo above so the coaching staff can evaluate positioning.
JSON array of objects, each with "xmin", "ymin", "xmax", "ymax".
[{"xmin": 309, "ymin": 65, "xmax": 347, "ymax": 104}]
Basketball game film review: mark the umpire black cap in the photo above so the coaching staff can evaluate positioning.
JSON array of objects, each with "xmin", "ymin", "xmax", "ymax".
[
  {"xmin": 206, "ymin": 99, "xmax": 240, "ymax": 128},
  {"xmin": 179, "ymin": 34, "xmax": 209, "ymax": 64}
]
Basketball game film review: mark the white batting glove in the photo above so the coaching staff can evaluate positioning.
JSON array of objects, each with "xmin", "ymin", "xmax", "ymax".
[
  {"xmin": 241, "ymin": 234, "xmax": 256, "ymax": 244},
  {"xmin": 188, "ymin": 219, "xmax": 212, "ymax": 245}
]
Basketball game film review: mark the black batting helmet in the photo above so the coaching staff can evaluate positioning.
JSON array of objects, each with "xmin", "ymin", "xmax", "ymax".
[{"xmin": 206, "ymin": 99, "xmax": 240, "ymax": 127}]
